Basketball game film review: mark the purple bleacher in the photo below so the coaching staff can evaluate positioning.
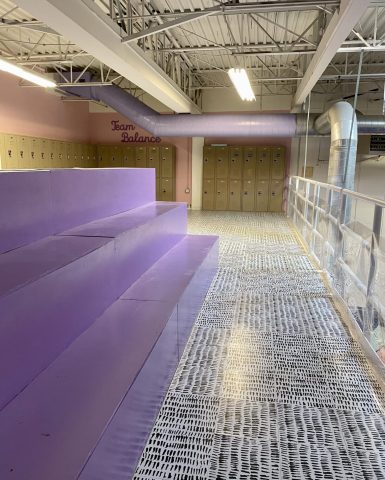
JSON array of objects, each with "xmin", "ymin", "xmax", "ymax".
[
  {"xmin": 0, "ymin": 235, "xmax": 218, "ymax": 480},
  {"xmin": 0, "ymin": 202, "xmax": 187, "ymax": 410},
  {"xmin": 51, "ymin": 168, "xmax": 155, "ymax": 232},
  {"xmin": 0, "ymin": 170, "xmax": 53, "ymax": 253},
  {"xmin": 0, "ymin": 168, "xmax": 218, "ymax": 480},
  {"xmin": 59, "ymin": 202, "xmax": 187, "ymax": 293},
  {"xmin": 0, "ymin": 168, "xmax": 154, "ymax": 254}
]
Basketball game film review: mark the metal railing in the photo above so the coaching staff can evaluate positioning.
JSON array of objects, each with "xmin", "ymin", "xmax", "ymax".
[{"xmin": 288, "ymin": 176, "xmax": 385, "ymax": 359}]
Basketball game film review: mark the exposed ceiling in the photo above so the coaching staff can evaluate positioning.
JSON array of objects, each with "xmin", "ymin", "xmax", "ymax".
[{"xmin": 1, "ymin": 0, "xmax": 385, "ymax": 112}]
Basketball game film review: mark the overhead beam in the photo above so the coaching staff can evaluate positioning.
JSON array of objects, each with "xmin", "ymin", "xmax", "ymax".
[
  {"xmin": 121, "ymin": 8, "xmax": 218, "ymax": 43},
  {"xmin": 13, "ymin": 0, "xmax": 199, "ymax": 113},
  {"xmin": 292, "ymin": 0, "xmax": 371, "ymax": 107}
]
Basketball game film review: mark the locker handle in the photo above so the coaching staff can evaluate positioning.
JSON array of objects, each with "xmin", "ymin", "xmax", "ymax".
[
  {"xmin": 258, "ymin": 191, "xmax": 262, "ymax": 195},
  {"xmin": 244, "ymin": 192, "xmax": 248, "ymax": 195}
]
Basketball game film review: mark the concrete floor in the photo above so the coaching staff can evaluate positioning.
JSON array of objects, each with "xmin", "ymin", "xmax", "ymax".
[{"xmin": 133, "ymin": 211, "xmax": 385, "ymax": 480}]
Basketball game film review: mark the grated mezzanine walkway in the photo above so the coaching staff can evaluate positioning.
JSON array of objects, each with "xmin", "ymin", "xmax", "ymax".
[{"xmin": 133, "ymin": 211, "xmax": 385, "ymax": 480}]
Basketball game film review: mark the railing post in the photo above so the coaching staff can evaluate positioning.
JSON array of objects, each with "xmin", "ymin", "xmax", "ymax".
[
  {"xmin": 310, "ymin": 184, "xmax": 320, "ymax": 254},
  {"xmin": 333, "ymin": 191, "xmax": 347, "ymax": 292},
  {"xmin": 365, "ymin": 204, "xmax": 383, "ymax": 339}
]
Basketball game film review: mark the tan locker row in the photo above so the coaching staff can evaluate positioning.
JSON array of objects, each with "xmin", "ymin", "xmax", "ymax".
[
  {"xmin": 0, "ymin": 133, "xmax": 97, "ymax": 170},
  {"xmin": 203, "ymin": 178, "xmax": 284, "ymax": 212},
  {"xmin": 97, "ymin": 145, "xmax": 175, "ymax": 179},
  {"xmin": 203, "ymin": 145, "xmax": 285, "ymax": 181}
]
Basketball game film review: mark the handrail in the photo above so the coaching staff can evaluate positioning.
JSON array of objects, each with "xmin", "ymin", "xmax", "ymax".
[
  {"xmin": 288, "ymin": 175, "xmax": 385, "ymax": 366},
  {"xmin": 291, "ymin": 176, "xmax": 385, "ymax": 209}
]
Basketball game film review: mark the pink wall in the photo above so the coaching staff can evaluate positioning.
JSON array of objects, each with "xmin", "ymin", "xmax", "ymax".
[
  {"xmin": 0, "ymin": 71, "xmax": 90, "ymax": 142},
  {"xmin": 89, "ymin": 112, "xmax": 192, "ymax": 204}
]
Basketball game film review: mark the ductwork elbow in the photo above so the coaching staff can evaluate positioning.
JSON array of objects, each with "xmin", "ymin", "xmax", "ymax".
[{"xmin": 315, "ymin": 101, "xmax": 358, "ymax": 189}]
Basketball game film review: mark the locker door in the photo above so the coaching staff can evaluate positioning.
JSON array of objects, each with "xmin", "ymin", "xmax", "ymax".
[
  {"xmin": 242, "ymin": 179, "xmax": 256, "ymax": 212},
  {"xmin": 5, "ymin": 135, "xmax": 19, "ymax": 169},
  {"xmin": 135, "ymin": 146, "xmax": 147, "ymax": 168},
  {"xmin": 67, "ymin": 142, "xmax": 77, "ymax": 168},
  {"xmin": 156, "ymin": 178, "xmax": 161, "ymax": 200},
  {"xmin": 30, "ymin": 138, "xmax": 40, "ymax": 168},
  {"xmin": 40, "ymin": 139, "xmax": 49, "ymax": 168},
  {"xmin": 243, "ymin": 147, "xmax": 257, "ymax": 180},
  {"xmin": 122, "ymin": 146, "xmax": 135, "ymax": 167},
  {"xmin": 215, "ymin": 179, "xmax": 228, "ymax": 210},
  {"xmin": 271, "ymin": 147, "xmax": 285, "ymax": 179},
  {"xmin": 256, "ymin": 180, "xmax": 269, "ymax": 212},
  {"xmin": 148, "ymin": 146, "xmax": 160, "ymax": 177},
  {"xmin": 160, "ymin": 146, "xmax": 175, "ymax": 178},
  {"xmin": 203, "ymin": 146, "xmax": 215, "ymax": 178},
  {"xmin": 269, "ymin": 180, "xmax": 284, "ymax": 212},
  {"xmin": 0, "ymin": 134, "xmax": 6, "ymax": 169},
  {"xmin": 98, "ymin": 145, "xmax": 110, "ymax": 168},
  {"xmin": 160, "ymin": 178, "xmax": 174, "ymax": 201},
  {"xmin": 257, "ymin": 147, "xmax": 271, "ymax": 180},
  {"xmin": 215, "ymin": 146, "xmax": 229, "ymax": 179},
  {"xmin": 88, "ymin": 145, "xmax": 97, "ymax": 168},
  {"xmin": 229, "ymin": 179, "xmax": 241, "ymax": 211},
  {"xmin": 110, "ymin": 145, "xmax": 122, "ymax": 167},
  {"xmin": 19, "ymin": 136, "xmax": 32, "ymax": 169},
  {"xmin": 57, "ymin": 141, "xmax": 67, "ymax": 168},
  {"xmin": 202, "ymin": 178, "xmax": 215, "ymax": 210},
  {"xmin": 229, "ymin": 147, "xmax": 242, "ymax": 179},
  {"xmin": 47, "ymin": 140, "xmax": 57, "ymax": 168}
]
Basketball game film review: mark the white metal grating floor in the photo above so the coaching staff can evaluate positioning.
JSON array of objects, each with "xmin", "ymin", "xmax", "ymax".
[{"xmin": 133, "ymin": 211, "xmax": 385, "ymax": 480}]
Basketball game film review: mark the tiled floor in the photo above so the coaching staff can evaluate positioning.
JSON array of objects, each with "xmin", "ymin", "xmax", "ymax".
[{"xmin": 133, "ymin": 211, "xmax": 385, "ymax": 480}]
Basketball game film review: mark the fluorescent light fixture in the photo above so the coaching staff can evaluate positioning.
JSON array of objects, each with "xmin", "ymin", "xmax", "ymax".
[
  {"xmin": 0, "ymin": 58, "xmax": 56, "ymax": 88},
  {"xmin": 228, "ymin": 68, "xmax": 255, "ymax": 101}
]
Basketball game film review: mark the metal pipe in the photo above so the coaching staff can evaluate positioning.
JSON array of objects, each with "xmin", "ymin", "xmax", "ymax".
[
  {"xmin": 63, "ymin": 84, "xmax": 385, "ymax": 140},
  {"xmin": 315, "ymin": 101, "xmax": 357, "ymax": 189}
]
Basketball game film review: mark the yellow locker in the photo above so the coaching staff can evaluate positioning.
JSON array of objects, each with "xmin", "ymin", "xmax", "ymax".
[
  {"xmin": 269, "ymin": 180, "xmax": 284, "ymax": 212},
  {"xmin": 156, "ymin": 178, "xmax": 161, "ymax": 199},
  {"xmin": 64, "ymin": 142, "xmax": 75, "ymax": 168},
  {"xmin": 270, "ymin": 147, "xmax": 285, "ymax": 179},
  {"xmin": 160, "ymin": 146, "xmax": 175, "ymax": 178},
  {"xmin": 202, "ymin": 178, "xmax": 215, "ymax": 210},
  {"xmin": 256, "ymin": 180, "xmax": 269, "ymax": 212},
  {"xmin": 215, "ymin": 146, "xmax": 229, "ymax": 179},
  {"xmin": 89, "ymin": 145, "xmax": 98, "ymax": 168},
  {"xmin": 148, "ymin": 146, "xmax": 160, "ymax": 177},
  {"xmin": 0, "ymin": 134, "xmax": 6, "ymax": 169},
  {"xmin": 242, "ymin": 179, "xmax": 256, "ymax": 212},
  {"xmin": 39, "ymin": 139, "xmax": 50, "ymax": 168},
  {"xmin": 229, "ymin": 179, "xmax": 242, "ymax": 211},
  {"xmin": 50, "ymin": 140, "xmax": 61, "ymax": 168},
  {"xmin": 18, "ymin": 136, "xmax": 32, "ymax": 169},
  {"xmin": 257, "ymin": 147, "xmax": 271, "ymax": 180},
  {"xmin": 98, "ymin": 145, "xmax": 110, "ymax": 168},
  {"xmin": 229, "ymin": 147, "xmax": 242, "ymax": 179},
  {"xmin": 85, "ymin": 145, "xmax": 95, "ymax": 168},
  {"xmin": 122, "ymin": 146, "xmax": 135, "ymax": 167},
  {"xmin": 243, "ymin": 147, "xmax": 257, "ymax": 180},
  {"xmin": 203, "ymin": 146, "xmax": 215, "ymax": 179},
  {"xmin": 135, "ymin": 146, "xmax": 147, "ymax": 168},
  {"xmin": 160, "ymin": 177, "xmax": 174, "ymax": 201},
  {"xmin": 56, "ymin": 141, "xmax": 68, "ymax": 168},
  {"xmin": 45, "ymin": 140, "xmax": 56, "ymax": 168},
  {"xmin": 30, "ymin": 138, "xmax": 40, "ymax": 168},
  {"xmin": 110, "ymin": 145, "xmax": 122, "ymax": 167},
  {"xmin": 71, "ymin": 143, "xmax": 81, "ymax": 167},
  {"xmin": 4, "ymin": 134, "xmax": 19, "ymax": 169},
  {"xmin": 215, "ymin": 179, "xmax": 228, "ymax": 210}
]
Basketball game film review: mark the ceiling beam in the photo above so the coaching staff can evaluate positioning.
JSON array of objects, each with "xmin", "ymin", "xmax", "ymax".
[
  {"xmin": 13, "ymin": 0, "xmax": 199, "ymax": 113},
  {"xmin": 121, "ymin": 8, "xmax": 218, "ymax": 43},
  {"xmin": 292, "ymin": 0, "xmax": 371, "ymax": 107}
]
